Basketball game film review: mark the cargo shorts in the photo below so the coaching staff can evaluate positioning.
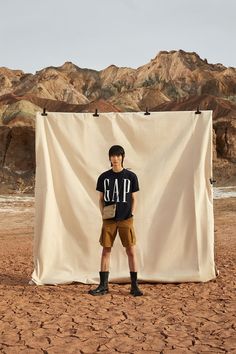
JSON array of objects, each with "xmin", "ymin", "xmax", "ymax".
[{"xmin": 99, "ymin": 217, "xmax": 136, "ymax": 248}]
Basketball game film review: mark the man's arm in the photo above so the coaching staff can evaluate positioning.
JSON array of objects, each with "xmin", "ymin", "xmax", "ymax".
[
  {"xmin": 131, "ymin": 192, "xmax": 138, "ymax": 215},
  {"xmin": 98, "ymin": 192, "xmax": 104, "ymax": 215}
]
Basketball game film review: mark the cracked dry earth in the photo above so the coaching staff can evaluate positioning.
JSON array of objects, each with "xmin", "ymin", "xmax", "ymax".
[{"xmin": 0, "ymin": 196, "xmax": 235, "ymax": 354}]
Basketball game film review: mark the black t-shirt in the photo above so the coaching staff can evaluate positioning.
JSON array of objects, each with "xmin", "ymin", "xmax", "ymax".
[{"xmin": 96, "ymin": 168, "xmax": 139, "ymax": 220}]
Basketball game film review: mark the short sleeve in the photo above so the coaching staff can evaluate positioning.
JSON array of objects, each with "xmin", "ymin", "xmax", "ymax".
[
  {"xmin": 131, "ymin": 174, "xmax": 139, "ymax": 192},
  {"xmin": 96, "ymin": 175, "xmax": 104, "ymax": 192}
]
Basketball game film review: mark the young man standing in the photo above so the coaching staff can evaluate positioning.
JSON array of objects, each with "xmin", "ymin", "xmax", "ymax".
[{"xmin": 89, "ymin": 145, "xmax": 143, "ymax": 297}]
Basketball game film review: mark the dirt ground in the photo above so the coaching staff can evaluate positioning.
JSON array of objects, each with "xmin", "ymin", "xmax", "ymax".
[{"xmin": 0, "ymin": 197, "xmax": 235, "ymax": 354}]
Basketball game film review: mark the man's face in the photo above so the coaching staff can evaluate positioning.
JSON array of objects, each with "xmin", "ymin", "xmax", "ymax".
[{"xmin": 110, "ymin": 154, "xmax": 123, "ymax": 167}]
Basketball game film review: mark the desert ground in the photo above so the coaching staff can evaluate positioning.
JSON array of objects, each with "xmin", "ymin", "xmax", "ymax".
[{"xmin": 0, "ymin": 195, "xmax": 235, "ymax": 353}]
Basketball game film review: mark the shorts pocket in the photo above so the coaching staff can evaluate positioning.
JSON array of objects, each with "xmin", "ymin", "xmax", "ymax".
[
  {"xmin": 130, "ymin": 227, "xmax": 136, "ymax": 245},
  {"xmin": 99, "ymin": 228, "xmax": 104, "ymax": 245}
]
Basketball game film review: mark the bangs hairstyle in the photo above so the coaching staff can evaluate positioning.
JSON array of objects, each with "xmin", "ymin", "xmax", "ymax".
[
  {"xmin": 109, "ymin": 145, "xmax": 125, "ymax": 166},
  {"xmin": 108, "ymin": 145, "xmax": 125, "ymax": 158}
]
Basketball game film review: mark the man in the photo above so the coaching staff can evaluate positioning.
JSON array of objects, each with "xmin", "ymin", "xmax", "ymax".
[{"xmin": 89, "ymin": 145, "xmax": 143, "ymax": 297}]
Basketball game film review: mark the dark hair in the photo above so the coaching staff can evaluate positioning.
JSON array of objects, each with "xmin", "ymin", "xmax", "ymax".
[
  {"xmin": 108, "ymin": 145, "xmax": 125, "ymax": 166},
  {"xmin": 108, "ymin": 145, "xmax": 125, "ymax": 157}
]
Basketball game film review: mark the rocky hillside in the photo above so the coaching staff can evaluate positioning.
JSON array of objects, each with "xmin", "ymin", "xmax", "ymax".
[{"xmin": 0, "ymin": 50, "xmax": 235, "ymax": 193}]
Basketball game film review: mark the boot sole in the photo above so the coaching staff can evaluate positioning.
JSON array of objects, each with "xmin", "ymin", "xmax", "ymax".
[
  {"xmin": 88, "ymin": 290, "xmax": 109, "ymax": 296},
  {"xmin": 130, "ymin": 291, "xmax": 143, "ymax": 296}
]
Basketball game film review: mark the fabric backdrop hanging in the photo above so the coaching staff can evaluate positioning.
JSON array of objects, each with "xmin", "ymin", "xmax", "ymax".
[{"xmin": 31, "ymin": 111, "xmax": 216, "ymax": 285}]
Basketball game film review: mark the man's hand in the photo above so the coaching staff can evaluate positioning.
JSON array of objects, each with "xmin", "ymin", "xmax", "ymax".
[
  {"xmin": 99, "ymin": 192, "xmax": 104, "ymax": 216},
  {"xmin": 131, "ymin": 192, "xmax": 137, "ymax": 216}
]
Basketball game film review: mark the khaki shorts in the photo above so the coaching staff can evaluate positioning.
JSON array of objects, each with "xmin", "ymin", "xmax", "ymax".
[{"xmin": 99, "ymin": 217, "xmax": 136, "ymax": 248}]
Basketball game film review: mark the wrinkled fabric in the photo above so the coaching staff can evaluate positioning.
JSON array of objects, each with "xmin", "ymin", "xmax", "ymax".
[{"xmin": 31, "ymin": 111, "xmax": 216, "ymax": 285}]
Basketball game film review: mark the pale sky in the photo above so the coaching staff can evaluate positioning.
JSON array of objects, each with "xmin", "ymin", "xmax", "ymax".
[{"xmin": 0, "ymin": 0, "xmax": 235, "ymax": 73}]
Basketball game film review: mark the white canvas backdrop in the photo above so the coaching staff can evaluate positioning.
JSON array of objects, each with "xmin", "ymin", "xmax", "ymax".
[{"xmin": 32, "ymin": 111, "xmax": 216, "ymax": 285}]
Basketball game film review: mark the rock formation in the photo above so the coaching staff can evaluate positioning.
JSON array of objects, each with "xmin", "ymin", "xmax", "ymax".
[{"xmin": 0, "ymin": 50, "xmax": 235, "ymax": 192}]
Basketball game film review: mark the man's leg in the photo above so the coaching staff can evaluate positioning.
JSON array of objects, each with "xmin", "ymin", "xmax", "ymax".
[
  {"xmin": 126, "ymin": 246, "xmax": 143, "ymax": 297},
  {"xmin": 89, "ymin": 247, "xmax": 111, "ymax": 296},
  {"xmin": 89, "ymin": 218, "xmax": 117, "ymax": 296},
  {"xmin": 101, "ymin": 247, "xmax": 112, "ymax": 271},
  {"xmin": 125, "ymin": 245, "xmax": 137, "ymax": 272}
]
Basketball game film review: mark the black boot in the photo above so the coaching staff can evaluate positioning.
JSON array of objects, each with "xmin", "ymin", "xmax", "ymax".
[
  {"xmin": 88, "ymin": 271, "xmax": 109, "ymax": 296},
  {"xmin": 130, "ymin": 272, "xmax": 143, "ymax": 296}
]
